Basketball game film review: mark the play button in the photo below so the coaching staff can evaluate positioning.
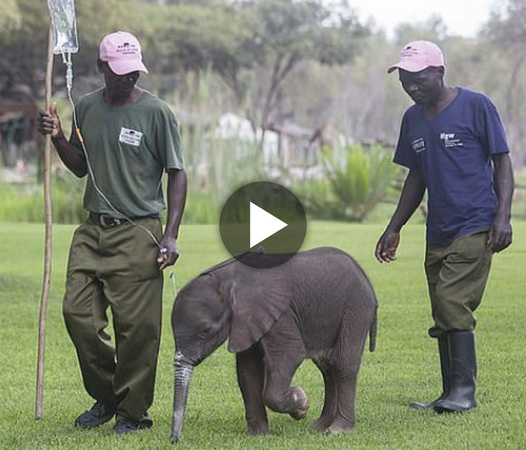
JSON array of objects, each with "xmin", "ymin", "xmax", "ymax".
[
  {"xmin": 219, "ymin": 181, "xmax": 307, "ymax": 268},
  {"xmin": 250, "ymin": 202, "xmax": 288, "ymax": 247}
]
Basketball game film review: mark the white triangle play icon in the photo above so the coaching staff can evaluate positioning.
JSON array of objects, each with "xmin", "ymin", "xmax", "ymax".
[{"xmin": 250, "ymin": 202, "xmax": 288, "ymax": 248}]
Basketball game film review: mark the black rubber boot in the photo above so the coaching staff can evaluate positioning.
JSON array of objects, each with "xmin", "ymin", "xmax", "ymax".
[
  {"xmin": 434, "ymin": 330, "xmax": 477, "ymax": 413},
  {"xmin": 410, "ymin": 333, "xmax": 450, "ymax": 410},
  {"xmin": 113, "ymin": 413, "xmax": 153, "ymax": 435}
]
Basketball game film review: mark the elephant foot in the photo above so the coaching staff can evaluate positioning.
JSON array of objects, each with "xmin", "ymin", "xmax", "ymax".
[
  {"xmin": 289, "ymin": 388, "xmax": 309, "ymax": 420},
  {"xmin": 247, "ymin": 423, "xmax": 269, "ymax": 436},
  {"xmin": 327, "ymin": 419, "xmax": 355, "ymax": 435},
  {"xmin": 311, "ymin": 416, "xmax": 333, "ymax": 431}
]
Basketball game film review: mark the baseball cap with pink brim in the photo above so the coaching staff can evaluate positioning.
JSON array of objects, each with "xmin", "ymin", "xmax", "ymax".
[
  {"xmin": 99, "ymin": 31, "xmax": 148, "ymax": 75},
  {"xmin": 387, "ymin": 40, "xmax": 444, "ymax": 74}
]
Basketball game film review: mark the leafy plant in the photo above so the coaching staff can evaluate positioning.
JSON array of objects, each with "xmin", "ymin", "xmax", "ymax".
[{"xmin": 298, "ymin": 143, "xmax": 399, "ymax": 222}]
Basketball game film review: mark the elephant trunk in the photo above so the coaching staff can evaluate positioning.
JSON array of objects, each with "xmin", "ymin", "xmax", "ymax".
[{"xmin": 170, "ymin": 351, "xmax": 194, "ymax": 443}]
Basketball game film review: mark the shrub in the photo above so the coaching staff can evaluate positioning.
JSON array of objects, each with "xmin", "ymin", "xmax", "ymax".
[{"xmin": 296, "ymin": 143, "xmax": 400, "ymax": 222}]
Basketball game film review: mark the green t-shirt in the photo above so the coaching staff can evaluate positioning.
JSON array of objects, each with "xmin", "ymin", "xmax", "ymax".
[{"xmin": 71, "ymin": 88, "xmax": 184, "ymax": 218}]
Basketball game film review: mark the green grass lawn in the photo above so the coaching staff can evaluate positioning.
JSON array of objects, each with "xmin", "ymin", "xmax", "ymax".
[{"xmin": 1, "ymin": 220, "xmax": 525, "ymax": 449}]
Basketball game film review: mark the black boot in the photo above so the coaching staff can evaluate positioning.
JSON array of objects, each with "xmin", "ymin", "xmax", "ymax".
[
  {"xmin": 410, "ymin": 333, "xmax": 450, "ymax": 409},
  {"xmin": 74, "ymin": 401, "xmax": 116, "ymax": 428},
  {"xmin": 434, "ymin": 330, "xmax": 477, "ymax": 413}
]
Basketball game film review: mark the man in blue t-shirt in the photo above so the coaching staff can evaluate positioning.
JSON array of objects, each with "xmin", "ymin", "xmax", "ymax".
[{"xmin": 375, "ymin": 41, "xmax": 514, "ymax": 413}]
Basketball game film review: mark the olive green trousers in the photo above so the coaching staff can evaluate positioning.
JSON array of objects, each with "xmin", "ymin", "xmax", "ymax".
[
  {"xmin": 425, "ymin": 231, "xmax": 493, "ymax": 338},
  {"xmin": 63, "ymin": 216, "xmax": 163, "ymax": 422}
]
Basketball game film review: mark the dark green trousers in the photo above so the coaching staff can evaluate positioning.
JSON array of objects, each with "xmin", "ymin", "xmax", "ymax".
[
  {"xmin": 63, "ymin": 216, "xmax": 163, "ymax": 422},
  {"xmin": 425, "ymin": 231, "xmax": 492, "ymax": 338}
]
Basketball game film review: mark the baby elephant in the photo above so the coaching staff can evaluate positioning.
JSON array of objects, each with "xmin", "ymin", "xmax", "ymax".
[{"xmin": 170, "ymin": 246, "xmax": 378, "ymax": 442}]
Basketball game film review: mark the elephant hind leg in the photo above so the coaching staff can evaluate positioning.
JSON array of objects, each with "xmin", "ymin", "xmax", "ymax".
[
  {"xmin": 311, "ymin": 358, "xmax": 338, "ymax": 431},
  {"xmin": 326, "ymin": 371, "xmax": 358, "ymax": 434},
  {"xmin": 327, "ymin": 313, "xmax": 368, "ymax": 434}
]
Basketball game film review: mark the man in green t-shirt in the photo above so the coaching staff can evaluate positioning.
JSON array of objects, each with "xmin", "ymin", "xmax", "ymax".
[{"xmin": 37, "ymin": 31, "xmax": 187, "ymax": 435}]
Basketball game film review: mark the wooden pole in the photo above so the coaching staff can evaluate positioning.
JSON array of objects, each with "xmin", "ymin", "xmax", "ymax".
[{"xmin": 35, "ymin": 25, "xmax": 54, "ymax": 421}]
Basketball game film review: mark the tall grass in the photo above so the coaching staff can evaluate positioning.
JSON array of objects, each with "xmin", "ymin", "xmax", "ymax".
[
  {"xmin": 168, "ymin": 70, "xmax": 268, "ymax": 224},
  {"xmin": 0, "ymin": 174, "xmax": 86, "ymax": 224}
]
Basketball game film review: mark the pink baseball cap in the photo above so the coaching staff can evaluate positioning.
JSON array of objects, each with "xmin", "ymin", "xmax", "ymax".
[
  {"xmin": 99, "ymin": 31, "xmax": 148, "ymax": 75},
  {"xmin": 388, "ymin": 40, "xmax": 444, "ymax": 74}
]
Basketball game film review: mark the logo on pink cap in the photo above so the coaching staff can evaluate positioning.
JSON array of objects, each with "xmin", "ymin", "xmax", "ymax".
[
  {"xmin": 99, "ymin": 31, "xmax": 148, "ymax": 76},
  {"xmin": 387, "ymin": 40, "xmax": 444, "ymax": 74}
]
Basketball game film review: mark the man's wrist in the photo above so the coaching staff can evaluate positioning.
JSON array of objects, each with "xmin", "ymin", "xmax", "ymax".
[
  {"xmin": 494, "ymin": 208, "xmax": 511, "ymax": 221},
  {"xmin": 386, "ymin": 222, "xmax": 402, "ymax": 233},
  {"xmin": 161, "ymin": 230, "xmax": 178, "ymax": 242},
  {"xmin": 51, "ymin": 130, "xmax": 67, "ymax": 144}
]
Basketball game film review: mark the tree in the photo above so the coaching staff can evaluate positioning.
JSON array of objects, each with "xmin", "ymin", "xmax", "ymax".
[
  {"xmin": 119, "ymin": 0, "xmax": 369, "ymax": 148},
  {"xmin": 232, "ymin": 0, "xmax": 368, "ymax": 143},
  {"xmin": 393, "ymin": 14, "xmax": 448, "ymax": 44},
  {"xmin": 0, "ymin": 0, "xmax": 49, "ymax": 99},
  {"xmin": 0, "ymin": 0, "xmax": 21, "ymax": 32},
  {"xmin": 127, "ymin": 2, "xmax": 250, "ymax": 83},
  {"xmin": 0, "ymin": 0, "xmax": 128, "ymax": 99},
  {"xmin": 484, "ymin": 0, "xmax": 526, "ymax": 166}
]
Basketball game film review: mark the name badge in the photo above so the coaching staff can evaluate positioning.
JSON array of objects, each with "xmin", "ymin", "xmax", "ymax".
[{"xmin": 119, "ymin": 127, "xmax": 143, "ymax": 147}]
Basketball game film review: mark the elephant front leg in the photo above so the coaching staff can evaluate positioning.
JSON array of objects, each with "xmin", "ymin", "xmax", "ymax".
[
  {"xmin": 261, "ymin": 354, "xmax": 309, "ymax": 419},
  {"xmin": 262, "ymin": 366, "xmax": 310, "ymax": 420},
  {"xmin": 260, "ymin": 315, "xmax": 309, "ymax": 420},
  {"xmin": 236, "ymin": 346, "xmax": 269, "ymax": 435}
]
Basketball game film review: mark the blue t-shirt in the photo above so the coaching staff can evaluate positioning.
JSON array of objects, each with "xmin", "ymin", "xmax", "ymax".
[{"xmin": 394, "ymin": 88, "xmax": 510, "ymax": 246}]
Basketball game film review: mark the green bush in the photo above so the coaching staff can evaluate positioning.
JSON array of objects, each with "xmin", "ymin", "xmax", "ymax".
[
  {"xmin": 296, "ymin": 144, "xmax": 400, "ymax": 222},
  {"xmin": 0, "ymin": 143, "xmax": 399, "ymax": 225}
]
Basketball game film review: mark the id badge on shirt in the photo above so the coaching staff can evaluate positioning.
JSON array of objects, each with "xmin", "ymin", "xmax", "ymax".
[{"xmin": 119, "ymin": 127, "xmax": 143, "ymax": 147}]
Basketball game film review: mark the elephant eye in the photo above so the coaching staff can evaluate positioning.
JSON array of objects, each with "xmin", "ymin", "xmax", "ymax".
[{"xmin": 200, "ymin": 326, "xmax": 212, "ymax": 336}]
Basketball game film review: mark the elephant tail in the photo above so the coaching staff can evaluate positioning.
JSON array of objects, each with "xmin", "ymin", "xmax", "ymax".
[{"xmin": 369, "ymin": 305, "xmax": 377, "ymax": 352}]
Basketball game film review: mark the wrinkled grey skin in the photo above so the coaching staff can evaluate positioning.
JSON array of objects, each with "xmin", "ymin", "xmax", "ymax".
[{"xmin": 170, "ymin": 246, "xmax": 378, "ymax": 443}]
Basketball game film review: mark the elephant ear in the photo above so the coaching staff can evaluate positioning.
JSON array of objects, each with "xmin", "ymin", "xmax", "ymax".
[{"xmin": 225, "ymin": 263, "xmax": 291, "ymax": 353}]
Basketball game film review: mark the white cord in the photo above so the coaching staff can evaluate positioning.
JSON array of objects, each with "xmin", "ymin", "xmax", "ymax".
[
  {"xmin": 169, "ymin": 271, "xmax": 177, "ymax": 296},
  {"xmin": 64, "ymin": 54, "xmax": 164, "ymax": 251}
]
